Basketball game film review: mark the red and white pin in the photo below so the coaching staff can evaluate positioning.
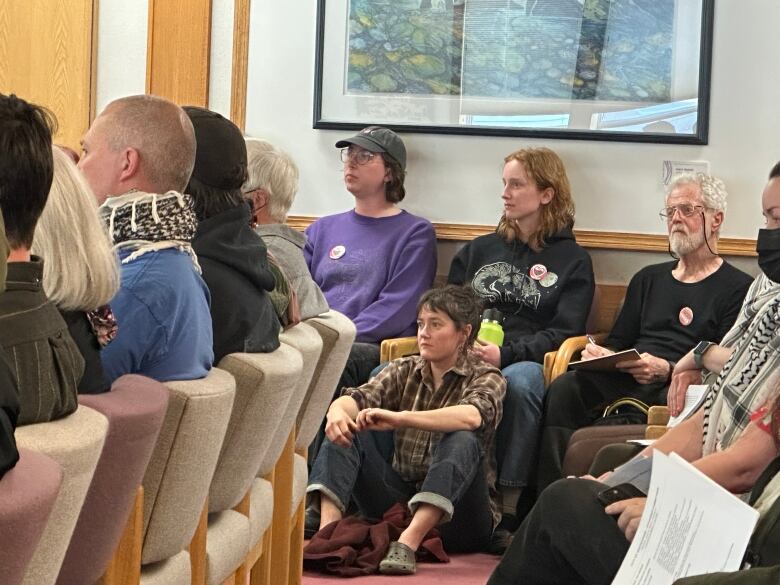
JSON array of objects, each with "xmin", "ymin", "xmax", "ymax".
[
  {"xmin": 329, "ymin": 245, "xmax": 346, "ymax": 260},
  {"xmin": 529, "ymin": 263, "xmax": 547, "ymax": 281},
  {"xmin": 679, "ymin": 306, "xmax": 694, "ymax": 326}
]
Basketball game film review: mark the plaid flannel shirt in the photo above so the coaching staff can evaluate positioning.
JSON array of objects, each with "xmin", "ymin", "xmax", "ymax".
[{"xmin": 342, "ymin": 353, "xmax": 506, "ymax": 525}]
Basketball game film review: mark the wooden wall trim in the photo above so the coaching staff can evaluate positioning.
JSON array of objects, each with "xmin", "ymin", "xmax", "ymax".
[
  {"xmin": 146, "ymin": 0, "xmax": 212, "ymax": 107},
  {"xmin": 287, "ymin": 215, "xmax": 757, "ymax": 257},
  {"xmin": 0, "ymin": 0, "xmax": 96, "ymax": 149},
  {"xmin": 230, "ymin": 0, "xmax": 250, "ymax": 131}
]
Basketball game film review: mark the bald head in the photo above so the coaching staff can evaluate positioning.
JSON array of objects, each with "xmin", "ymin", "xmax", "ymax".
[{"xmin": 79, "ymin": 95, "xmax": 196, "ymax": 201}]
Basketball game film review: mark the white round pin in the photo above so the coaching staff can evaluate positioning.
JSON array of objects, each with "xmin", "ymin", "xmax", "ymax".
[
  {"xmin": 540, "ymin": 272, "xmax": 558, "ymax": 287},
  {"xmin": 329, "ymin": 245, "xmax": 346, "ymax": 260}
]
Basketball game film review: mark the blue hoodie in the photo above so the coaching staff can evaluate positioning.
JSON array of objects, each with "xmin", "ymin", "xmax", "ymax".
[{"xmin": 101, "ymin": 248, "xmax": 214, "ymax": 384}]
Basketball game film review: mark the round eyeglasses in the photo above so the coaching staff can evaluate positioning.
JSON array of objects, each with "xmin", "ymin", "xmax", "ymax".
[
  {"xmin": 340, "ymin": 148, "xmax": 377, "ymax": 165},
  {"xmin": 659, "ymin": 204, "xmax": 706, "ymax": 220}
]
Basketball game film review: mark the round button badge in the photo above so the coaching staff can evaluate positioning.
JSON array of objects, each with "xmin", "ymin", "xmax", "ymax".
[
  {"xmin": 329, "ymin": 245, "xmax": 346, "ymax": 260},
  {"xmin": 679, "ymin": 306, "xmax": 694, "ymax": 326},
  {"xmin": 529, "ymin": 264, "xmax": 547, "ymax": 281}
]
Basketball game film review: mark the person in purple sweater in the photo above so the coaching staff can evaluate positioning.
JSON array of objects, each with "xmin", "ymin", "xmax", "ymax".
[{"xmin": 305, "ymin": 126, "xmax": 437, "ymax": 392}]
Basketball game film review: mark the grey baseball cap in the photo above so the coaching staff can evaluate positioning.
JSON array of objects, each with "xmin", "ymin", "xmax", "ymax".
[{"xmin": 335, "ymin": 126, "xmax": 406, "ymax": 171}]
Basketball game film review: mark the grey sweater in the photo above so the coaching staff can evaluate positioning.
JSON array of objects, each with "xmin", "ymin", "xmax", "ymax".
[{"xmin": 254, "ymin": 224, "xmax": 329, "ymax": 320}]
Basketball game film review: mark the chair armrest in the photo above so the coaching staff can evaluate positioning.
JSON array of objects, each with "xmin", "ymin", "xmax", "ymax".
[
  {"xmin": 548, "ymin": 332, "xmax": 609, "ymax": 384},
  {"xmin": 380, "ymin": 337, "xmax": 419, "ymax": 363},
  {"xmin": 543, "ymin": 351, "xmax": 556, "ymax": 386},
  {"xmin": 647, "ymin": 405, "xmax": 670, "ymax": 426},
  {"xmin": 645, "ymin": 425, "xmax": 668, "ymax": 440}
]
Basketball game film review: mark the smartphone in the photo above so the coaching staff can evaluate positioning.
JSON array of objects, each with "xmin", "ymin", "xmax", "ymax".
[{"xmin": 597, "ymin": 483, "xmax": 646, "ymax": 507}]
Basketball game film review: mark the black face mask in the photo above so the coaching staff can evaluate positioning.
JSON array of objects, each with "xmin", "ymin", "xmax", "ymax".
[{"xmin": 757, "ymin": 228, "xmax": 780, "ymax": 281}]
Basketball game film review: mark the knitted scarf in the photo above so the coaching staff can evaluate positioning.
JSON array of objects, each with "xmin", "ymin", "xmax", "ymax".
[
  {"xmin": 702, "ymin": 273, "xmax": 780, "ymax": 456},
  {"xmin": 99, "ymin": 190, "xmax": 201, "ymax": 271}
]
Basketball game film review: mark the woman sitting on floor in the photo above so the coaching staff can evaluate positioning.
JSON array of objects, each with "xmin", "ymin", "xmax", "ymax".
[{"xmin": 306, "ymin": 285, "xmax": 506, "ymax": 574}]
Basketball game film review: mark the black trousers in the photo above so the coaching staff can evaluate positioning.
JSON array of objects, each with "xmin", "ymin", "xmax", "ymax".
[
  {"xmin": 535, "ymin": 370, "xmax": 667, "ymax": 493},
  {"xmin": 487, "ymin": 479, "xmax": 630, "ymax": 585}
]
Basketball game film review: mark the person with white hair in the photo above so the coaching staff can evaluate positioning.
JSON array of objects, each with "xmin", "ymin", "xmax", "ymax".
[
  {"xmin": 32, "ymin": 146, "xmax": 120, "ymax": 393},
  {"xmin": 243, "ymin": 137, "xmax": 329, "ymax": 320},
  {"xmin": 534, "ymin": 173, "xmax": 753, "ymax": 494}
]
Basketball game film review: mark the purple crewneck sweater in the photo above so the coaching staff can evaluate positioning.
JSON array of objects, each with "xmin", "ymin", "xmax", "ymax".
[{"xmin": 304, "ymin": 210, "xmax": 437, "ymax": 343}]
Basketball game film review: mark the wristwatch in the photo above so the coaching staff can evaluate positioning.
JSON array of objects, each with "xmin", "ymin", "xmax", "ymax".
[{"xmin": 693, "ymin": 341, "xmax": 715, "ymax": 368}]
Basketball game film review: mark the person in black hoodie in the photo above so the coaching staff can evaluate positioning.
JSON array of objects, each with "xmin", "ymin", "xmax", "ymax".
[
  {"xmin": 448, "ymin": 147, "xmax": 595, "ymax": 552},
  {"xmin": 184, "ymin": 107, "xmax": 280, "ymax": 362}
]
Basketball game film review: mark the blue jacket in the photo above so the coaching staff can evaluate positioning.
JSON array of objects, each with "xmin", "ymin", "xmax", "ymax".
[{"xmin": 101, "ymin": 248, "xmax": 214, "ymax": 384}]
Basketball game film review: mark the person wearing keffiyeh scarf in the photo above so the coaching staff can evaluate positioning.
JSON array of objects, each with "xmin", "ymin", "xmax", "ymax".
[{"xmin": 78, "ymin": 94, "xmax": 214, "ymax": 384}]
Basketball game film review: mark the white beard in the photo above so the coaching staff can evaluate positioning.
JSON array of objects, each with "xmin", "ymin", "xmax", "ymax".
[{"xmin": 670, "ymin": 229, "xmax": 705, "ymax": 256}]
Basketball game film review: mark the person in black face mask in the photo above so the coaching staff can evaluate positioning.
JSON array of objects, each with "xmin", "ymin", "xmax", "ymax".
[{"xmin": 757, "ymin": 163, "xmax": 780, "ymax": 281}]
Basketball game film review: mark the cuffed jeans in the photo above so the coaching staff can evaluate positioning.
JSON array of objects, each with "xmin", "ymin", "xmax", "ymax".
[
  {"xmin": 496, "ymin": 361, "xmax": 546, "ymax": 488},
  {"xmin": 307, "ymin": 429, "xmax": 493, "ymax": 553}
]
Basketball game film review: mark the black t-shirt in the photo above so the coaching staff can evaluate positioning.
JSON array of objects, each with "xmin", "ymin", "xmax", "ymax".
[{"xmin": 605, "ymin": 260, "xmax": 753, "ymax": 361}]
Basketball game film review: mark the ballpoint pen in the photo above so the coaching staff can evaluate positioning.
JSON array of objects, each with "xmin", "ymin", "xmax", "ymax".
[{"xmin": 586, "ymin": 334, "xmax": 597, "ymax": 346}]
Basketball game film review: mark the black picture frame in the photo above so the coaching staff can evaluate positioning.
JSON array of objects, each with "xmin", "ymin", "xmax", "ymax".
[{"xmin": 313, "ymin": 0, "xmax": 714, "ymax": 145}]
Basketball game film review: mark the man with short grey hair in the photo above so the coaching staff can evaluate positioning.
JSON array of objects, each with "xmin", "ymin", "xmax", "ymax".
[
  {"xmin": 78, "ymin": 94, "xmax": 213, "ymax": 383},
  {"xmin": 533, "ymin": 173, "xmax": 752, "ymax": 496},
  {"xmin": 243, "ymin": 137, "xmax": 329, "ymax": 320}
]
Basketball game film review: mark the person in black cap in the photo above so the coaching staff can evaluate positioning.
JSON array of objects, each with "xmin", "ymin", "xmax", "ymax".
[
  {"xmin": 304, "ymin": 125, "xmax": 437, "ymax": 446},
  {"xmin": 184, "ymin": 106, "xmax": 280, "ymax": 362}
]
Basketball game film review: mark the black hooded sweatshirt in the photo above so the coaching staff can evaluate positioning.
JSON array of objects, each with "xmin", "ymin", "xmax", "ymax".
[
  {"xmin": 192, "ymin": 204, "xmax": 280, "ymax": 362},
  {"xmin": 448, "ymin": 227, "xmax": 594, "ymax": 367}
]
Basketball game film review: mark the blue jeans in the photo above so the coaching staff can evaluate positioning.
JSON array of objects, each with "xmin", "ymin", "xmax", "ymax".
[
  {"xmin": 307, "ymin": 429, "xmax": 493, "ymax": 552},
  {"xmin": 496, "ymin": 361, "xmax": 545, "ymax": 488}
]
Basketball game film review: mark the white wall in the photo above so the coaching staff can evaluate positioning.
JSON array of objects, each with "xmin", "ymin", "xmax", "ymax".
[
  {"xmin": 96, "ymin": 0, "xmax": 768, "ymax": 280},
  {"xmin": 240, "ymin": 0, "xmax": 779, "ymax": 242},
  {"xmin": 95, "ymin": 0, "xmax": 148, "ymax": 114}
]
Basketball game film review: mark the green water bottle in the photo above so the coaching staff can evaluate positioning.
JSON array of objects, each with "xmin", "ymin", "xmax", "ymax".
[{"xmin": 477, "ymin": 309, "xmax": 504, "ymax": 347}]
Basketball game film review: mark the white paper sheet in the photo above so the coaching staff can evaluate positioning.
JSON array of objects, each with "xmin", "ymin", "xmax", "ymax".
[
  {"xmin": 611, "ymin": 451, "xmax": 758, "ymax": 585},
  {"xmin": 667, "ymin": 385, "xmax": 709, "ymax": 428}
]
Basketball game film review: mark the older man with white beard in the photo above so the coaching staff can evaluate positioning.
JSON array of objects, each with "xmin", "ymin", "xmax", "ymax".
[{"xmin": 534, "ymin": 173, "xmax": 753, "ymax": 493}]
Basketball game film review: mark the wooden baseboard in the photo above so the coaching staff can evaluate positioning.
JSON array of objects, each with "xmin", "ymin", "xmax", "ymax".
[{"xmin": 286, "ymin": 215, "xmax": 756, "ymax": 257}]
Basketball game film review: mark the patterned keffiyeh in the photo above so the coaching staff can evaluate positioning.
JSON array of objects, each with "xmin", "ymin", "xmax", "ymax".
[
  {"xmin": 702, "ymin": 273, "xmax": 780, "ymax": 455},
  {"xmin": 98, "ymin": 190, "xmax": 201, "ymax": 271}
]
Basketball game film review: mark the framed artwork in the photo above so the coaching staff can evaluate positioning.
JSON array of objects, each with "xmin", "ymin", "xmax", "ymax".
[{"xmin": 313, "ymin": 0, "xmax": 714, "ymax": 144}]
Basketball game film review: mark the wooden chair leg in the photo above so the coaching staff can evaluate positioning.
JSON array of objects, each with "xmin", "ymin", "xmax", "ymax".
[
  {"xmin": 288, "ymin": 499, "xmax": 305, "ymax": 585},
  {"xmin": 249, "ymin": 533, "xmax": 271, "ymax": 585},
  {"xmin": 189, "ymin": 502, "xmax": 209, "ymax": 585},
  {"xmin": 269, "ymin": 431, "xmax": 295, "ymax": 585},
  {"xmin": 248, "ymin": 470, "xmax": 273, "ymax": 585},
  {"xmin": 99, "ymin": 486, "xmax": 143, "ymax": 585}
]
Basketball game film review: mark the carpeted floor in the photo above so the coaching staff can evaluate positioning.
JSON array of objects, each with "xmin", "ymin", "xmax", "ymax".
[{"xmin": 303, "ymin": 553, "xmax": 499, "ymax": 584}]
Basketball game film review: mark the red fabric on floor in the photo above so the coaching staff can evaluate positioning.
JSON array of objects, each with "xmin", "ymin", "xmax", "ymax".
[{"xmin": 303, "ymin": 503, "xmax": 448, "ymax": 576}]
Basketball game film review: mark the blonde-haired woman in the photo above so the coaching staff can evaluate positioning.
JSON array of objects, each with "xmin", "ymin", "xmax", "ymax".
[
  {"xmin": 448, "ymin": 146, "xmax": 594, "ymax": 552},
  {"xmin": 31, "ymin": 147, "xmax": 120, "ymax": 393}
]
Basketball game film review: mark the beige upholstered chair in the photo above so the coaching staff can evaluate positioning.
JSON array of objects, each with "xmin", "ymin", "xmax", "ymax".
[
  {"xmin": 15, "ymin": 406, "xmax": 109, "ymax": 585},
  {"xmin": 0, "ymin": 449, "xmax": 63, "ymax": 585},
  {"xmin": 288, "ymin": 311, "xmax": 356, "ymax": 584},
  {"xmin": 248, "ymin": 323, "xmax": 322, "ymax": 585},
  {"xmin": 139, "ymin": 368, "xmax": 236, "ymax": 584},
  {"xmin": 200, "ymin": 345, "xmax": 303, "ymax": 585},
  {"xmin": 56, "ymin": 375, "xmax": 169, "ymax": 585}
]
